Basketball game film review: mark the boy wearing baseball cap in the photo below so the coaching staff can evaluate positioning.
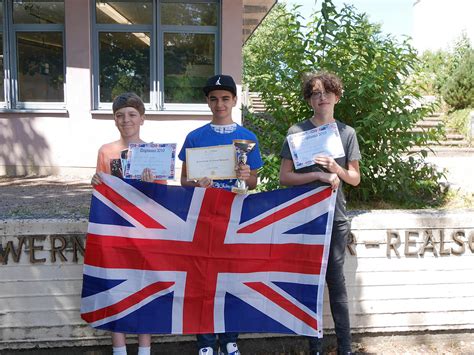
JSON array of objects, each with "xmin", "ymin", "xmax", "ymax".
[{"xmin": 178, "ymin": 75, "xmax": 264, "ymax": 354}]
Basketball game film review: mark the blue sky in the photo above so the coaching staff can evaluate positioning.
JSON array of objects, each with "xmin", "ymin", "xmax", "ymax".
[{"xmin": 284, "ymin": 0, "xmax": 413, "ymax": 40}]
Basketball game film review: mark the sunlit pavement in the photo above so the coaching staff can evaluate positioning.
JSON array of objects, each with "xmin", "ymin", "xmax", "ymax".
[{"xmin": 424, "ymin": 148, "xmax": 474, "ymax": 193}]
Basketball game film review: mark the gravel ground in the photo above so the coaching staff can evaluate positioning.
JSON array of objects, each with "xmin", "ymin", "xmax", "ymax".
[
  {"xmin": 351, "ymin": 334, "xmax": 474, "ymax": 354},
  {"xmin": 1, "ymin": 148, "xmax": 473, "ymax": 219},
  {"xmin": 1, "ymin": 148, "xmax": 473, "ymax": 220},
  {"xmin": 0, "ymin": 175, "xmax": 93, "ymax": 219}
]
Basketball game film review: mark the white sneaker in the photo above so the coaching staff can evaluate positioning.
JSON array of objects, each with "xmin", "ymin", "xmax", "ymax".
[
  {"xmin": 219, "ymin": 342, "xmax": 240, "ymax": 355},
  {"xmin": 199, "ymin": 347, "xmax": 214, "ymax": 355}
]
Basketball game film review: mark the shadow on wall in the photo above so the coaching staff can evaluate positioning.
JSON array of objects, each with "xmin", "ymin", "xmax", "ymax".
[{"xmin": 0, "ymin": 117, "xmax": 55, "ymax": 176}]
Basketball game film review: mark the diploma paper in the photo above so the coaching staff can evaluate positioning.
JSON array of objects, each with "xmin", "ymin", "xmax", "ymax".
[
  {"xmin": 124, "ymin": 143, "xmax": 176, "ymax": 180},
  {"xmin": 186, "ymin": 145, "xmax": 237, "ymax": 180},
  {"xmin": 287, "ymin": 122, "xmax": 345, "ymax": 169}
]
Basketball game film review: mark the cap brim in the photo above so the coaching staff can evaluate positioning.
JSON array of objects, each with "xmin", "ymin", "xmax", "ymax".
[{"xmin": 204, "ymin": 85, "xmax": 236, "ymax": 96}]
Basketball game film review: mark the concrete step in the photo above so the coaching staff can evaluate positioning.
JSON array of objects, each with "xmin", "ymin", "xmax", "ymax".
[
  {"xmin": 423, "ymin": 113, "xmax": 444, "ymax": 119},
  {"xmin": 247, "ymin": 93, "xmax": 266, "ymax": 113},
  {"xmin": 445, "ymin": 133, "xmax": 467, "ymax": 140},
  {"xmin": 408, "ymin": 128, "xmax": 462, "ymax": 137},
  {"xmin": 410, "ymin": 146, "xmax": 474, "ymax": 154},
  {"xmin": 436, "ymin": 139, "xmax": 470, "ymax": 146},
  {"xmin": 409, "ymin": 127, "xmax": 440, "ymax": 133},
  {"xmin": 416, "ymin": 120, "xmax": 443, "ymax": 128}
]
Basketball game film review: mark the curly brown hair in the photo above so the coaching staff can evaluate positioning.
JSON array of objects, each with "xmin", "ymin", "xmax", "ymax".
[{"xmin": 302, "ymin": 72, "xmax": 343, "ymax": 100}]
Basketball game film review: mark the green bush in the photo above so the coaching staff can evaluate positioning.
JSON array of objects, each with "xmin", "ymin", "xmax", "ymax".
[
  {"xmin": 441, "ymin": 50, "xmax": 474, "ymax": 110},
  {"xmin": 414, "ymin": 32, "xmax": 473, "ymax": 106},
  {"xmin": 243, "ymin": 1, "xmax": 445, "ymax": 207},
  {"xmin": 444, "ymin": 108, "xmax": 472, "ymax": 137},
  {"xmin": 414, "ymin": 50, "xmax": 452, "ymax": 96}
]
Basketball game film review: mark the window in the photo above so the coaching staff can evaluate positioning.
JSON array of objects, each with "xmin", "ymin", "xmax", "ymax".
[
  {"xmin": 93, "ymin": 0, "xmax": 219, "ymax": 111},
  {"xmin": 1, "ymin": 0, "xmax": 65, "ymax": 110}
]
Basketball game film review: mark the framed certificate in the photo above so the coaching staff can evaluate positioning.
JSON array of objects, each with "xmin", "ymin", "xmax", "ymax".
[
  {"xmin": 287, "ymin": 122, "xmax": 345, "ymax": 169},
  {"xmin": 124, "ymin": 143, "xmax": 176, "ymax": 180},
  {"xmin": 186, "ymin": 144, "xmax": 237, "ymax": 180}
]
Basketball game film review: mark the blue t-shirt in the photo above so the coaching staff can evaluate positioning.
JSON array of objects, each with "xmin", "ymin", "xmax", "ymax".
[{"xmin": 179, "ymin": 123, "xmax": 264, "ymax": 190}]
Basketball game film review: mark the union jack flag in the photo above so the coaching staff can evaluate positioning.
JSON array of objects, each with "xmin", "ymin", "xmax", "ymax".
[{"xmin": 80, "ymin": 173, "xmax": 337, "ymax": 337}]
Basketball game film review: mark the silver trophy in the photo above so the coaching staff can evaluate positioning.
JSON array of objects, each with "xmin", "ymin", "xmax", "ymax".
[{"xmin": 231, "ymin": 139, "xmax": 256, "ymax": 194}]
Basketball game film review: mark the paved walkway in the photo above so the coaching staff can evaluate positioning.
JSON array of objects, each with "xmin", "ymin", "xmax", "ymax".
[{"xmin": 424, "ymin": 148, "xmax": 474, "ymax": 193}]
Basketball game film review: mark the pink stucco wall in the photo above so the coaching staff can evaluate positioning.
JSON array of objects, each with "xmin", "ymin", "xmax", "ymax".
[{"xmin": 0, "ymin": 0, "xmax": 245, "ymax": 177}]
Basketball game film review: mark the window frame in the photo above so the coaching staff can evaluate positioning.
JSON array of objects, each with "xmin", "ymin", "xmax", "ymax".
[
  {"xmin": 1, "ymin": 0, "xmax": 66, "ymax": 111},
  {"xmin": 91, "ymin": 0, "xmax": 220, "ymax": 112}
]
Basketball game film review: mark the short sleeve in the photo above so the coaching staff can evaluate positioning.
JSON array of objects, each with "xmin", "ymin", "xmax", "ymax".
[
  {"xmin": 96, "ymin": 148, "xmax": 109, "ymax": 174},
  {"xmin": 247, "ymin": 139, "xmax": 264, "ymax": 170},
  {"xmin": 280, "ymin": 134, "xmax": 292, "ymax": 160},
  {"xmin": 178, "ymin": 136, "xmax": 192, "ymax": 162},
  {"xmin": 346, "ymin": 129, "xmax": 361, "ymax": 162}
]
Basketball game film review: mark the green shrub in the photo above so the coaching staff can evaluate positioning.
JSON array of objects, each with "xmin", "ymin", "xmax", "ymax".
[
  {"xmin": 441, "ymin": 51, "xmax": 474, "ymax": 110},
  {"xmin": 414, "ymin": 32, "xmax": 473, "ymax": 107},
  {"xmin": 414, "ymin": 50, "xmax": 452, "ymax": 96},
  {"xmin": 444, "ymin": 108, "xmax": 472, "ymax": 136},
  {"xmin": 243, "ymin": 0, "xmax": 445, "ymax": 207}
]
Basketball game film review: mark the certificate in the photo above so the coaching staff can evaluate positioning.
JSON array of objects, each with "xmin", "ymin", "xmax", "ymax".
[
  {"xmin": 287, "ymin": 122, "xmax": 345, "ymax": 169},
  {"xmin": 124, "ymin": 143, "xmax": 176, "ymax": 180},
  {"xmin": 186, "ymin": 145, "xmax": 237, "ymax": 180}
]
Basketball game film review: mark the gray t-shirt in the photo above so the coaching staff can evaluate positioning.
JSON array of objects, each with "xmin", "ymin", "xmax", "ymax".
[{"xmin": 280, "ymin": 119, "xmax": 361, "ymax": 221}]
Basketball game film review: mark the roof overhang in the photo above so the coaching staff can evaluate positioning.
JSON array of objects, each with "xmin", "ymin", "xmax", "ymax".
[{"xmin": 242, "ymin": 0, "xmax": 278, "ymax": 44}]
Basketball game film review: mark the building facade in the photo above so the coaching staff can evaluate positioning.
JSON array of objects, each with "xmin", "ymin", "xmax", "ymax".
[{"xmin": 0, "ymin": 0, "xmax": 275, "ymax": 177}]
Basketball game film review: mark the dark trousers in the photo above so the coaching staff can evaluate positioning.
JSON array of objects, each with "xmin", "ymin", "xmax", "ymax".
[
  {"xmin": 309, "ymin": 219, "xmax": 352, "ymax": 354},
  {"xmin": 197, "ymin": 333, "xmax": 238, "ymax": 353}
]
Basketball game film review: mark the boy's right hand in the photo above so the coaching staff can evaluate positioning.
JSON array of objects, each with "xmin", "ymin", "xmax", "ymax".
[
  {"xmin": 91, "ymin": 173, "xmax": 102, "ymax": 186},
  {"xmin": 196, "ymin": 176, "xmax": 213, "ymax": 188},
  {"xmin": 318, "ymin": 172, "xmax": 340, "ymax": 190}
]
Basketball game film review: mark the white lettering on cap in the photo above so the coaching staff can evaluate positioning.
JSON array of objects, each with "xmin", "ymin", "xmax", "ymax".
[{"xmin": 215, "ymin": 77, "xmax": 221, "ymax": 85}]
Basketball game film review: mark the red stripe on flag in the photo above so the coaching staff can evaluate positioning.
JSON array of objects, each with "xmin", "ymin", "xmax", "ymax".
[
  {"xmin": 81, "ymin": 281, "xmax": 174, "ymax": 323},
  {"xmin": 84, "ymin": 234, "xmax": 325, "ymax": 274},
  {"xmin": 182, "ymin": 188, "xmax": 236, "ymax": 334},
  {"xmin": 237, "ymin": 187, "xmax": 333, "ymax": 233},
  {"xmin": 96, "ymin": 183, "xmax": 165, "ymax": 229},
  {"xmin": 244, "ymin": 281, "xmax": 318, "ymax": 330}
]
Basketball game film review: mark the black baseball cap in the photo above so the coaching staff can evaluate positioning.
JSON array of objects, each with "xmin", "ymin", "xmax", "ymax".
[{"xmin": 203, "ymin": 74, "xmax": 237, "ymax": 96}]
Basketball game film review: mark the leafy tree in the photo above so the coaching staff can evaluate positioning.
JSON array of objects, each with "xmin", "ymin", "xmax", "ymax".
[
  {"xmin": 415, "ymin": 50, "xmax": 452, "ymax": 96},
  {"xmin": 415, "ymin": 32, "xmax": 472, "ymax": 99},
  {"xmin": 243, "ymin": 1, "xmax": 444, "ymax": 206},
  {"xmin": 441, "ymin": 50, "xmax": 474, "ymax": 110},
  {"xmin": 450, "ymin": 32, "xmax": 473, "ymax": 72}
]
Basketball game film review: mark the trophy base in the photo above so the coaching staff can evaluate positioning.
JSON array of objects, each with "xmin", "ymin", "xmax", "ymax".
[{"xmin": 231, "ymin": 186, "xmax": 248, "ymax": 195}]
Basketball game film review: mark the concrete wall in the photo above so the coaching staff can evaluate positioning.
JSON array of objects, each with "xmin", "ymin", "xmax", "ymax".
[
  {"xmin": 1, "ymin": 210, "xmax": 473, "ymax": 350},
  {"xmin": 0, "ymin": 0, "xmax": 243, "ymax": 178}
]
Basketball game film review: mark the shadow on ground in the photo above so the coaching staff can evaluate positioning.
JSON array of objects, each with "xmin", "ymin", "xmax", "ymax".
[{"xmin": 0, "ymin": 176, "xmax": 92, "ymax": 219}]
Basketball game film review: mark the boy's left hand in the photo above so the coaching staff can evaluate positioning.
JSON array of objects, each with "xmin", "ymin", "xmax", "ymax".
[
  {"xmin": 236, "ymin": 164, "xmax": 251, "ymax": 181},
  {"xmin": 314, "ymin": 156, "xmax": 340, "ymax": 174},
  {"xmin": 141, "ymin": 168, "xmax": 154, "ymax": 182}
]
